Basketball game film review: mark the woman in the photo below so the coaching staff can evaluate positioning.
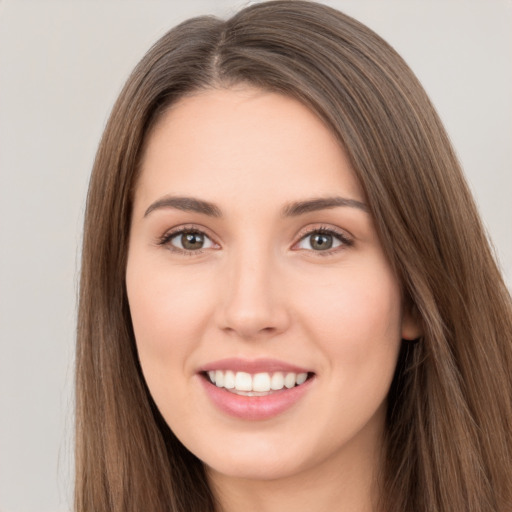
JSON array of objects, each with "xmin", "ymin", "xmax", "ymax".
[{"xmin": 76, "ymin": 1, "xmax": 512, "ymax": 511}]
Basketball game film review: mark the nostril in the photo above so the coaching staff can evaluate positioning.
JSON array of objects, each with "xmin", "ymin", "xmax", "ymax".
[{"xmin": 221, "ymin": 323, "xmax": 280, "ymax": 340}]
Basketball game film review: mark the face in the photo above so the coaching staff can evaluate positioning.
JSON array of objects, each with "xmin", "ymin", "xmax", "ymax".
[{"xmin": 126, "ymin": 86, "xmax": 420, "ymax": 484}]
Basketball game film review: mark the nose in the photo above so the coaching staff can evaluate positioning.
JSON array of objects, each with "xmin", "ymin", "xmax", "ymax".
[{"xmin": 216, "ymin": 249, "xmax": 290, "ymax": 340}]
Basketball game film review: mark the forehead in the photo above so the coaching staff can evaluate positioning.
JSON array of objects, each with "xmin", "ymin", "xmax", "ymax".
[{"xmin": 136, "ymin": 86, "xmax": 364, "ymax": 209}]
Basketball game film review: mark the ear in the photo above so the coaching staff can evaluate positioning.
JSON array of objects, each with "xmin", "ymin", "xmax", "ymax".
[{"xmin": 401, "ymin": 304, "xmax": 423, "ymax": 341}]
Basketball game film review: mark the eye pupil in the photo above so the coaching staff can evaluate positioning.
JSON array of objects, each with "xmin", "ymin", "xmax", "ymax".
[
  {"xmin": 311, "ymin": 233, "xmax": 332, "ymax": 250},
  {"xmin": 182, "ymin": 232, "xmax": 204, "ymax": 250}
]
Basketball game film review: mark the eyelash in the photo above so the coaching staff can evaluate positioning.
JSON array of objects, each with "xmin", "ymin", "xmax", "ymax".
[
  {"xmin": 157, "ymin": 225, "xmax": 353, "ymax": 257},
  {"xmin": 157, "ymin": 225, "xmax": 215, "ymax": 256},
  {"xmin": 294, "ymin": 226, "xmax": 354, "ymax": 256}
]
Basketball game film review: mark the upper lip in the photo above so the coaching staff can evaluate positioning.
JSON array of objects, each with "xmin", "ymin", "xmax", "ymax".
[{"xmin": 199, "ymin": 358, "xmax": 312, "ymax": 374}]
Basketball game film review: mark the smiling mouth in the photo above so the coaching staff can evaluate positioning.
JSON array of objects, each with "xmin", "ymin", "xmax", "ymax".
[{"xmin": 202, "ymin": 370, "xmax": 314, "ymax": 396}]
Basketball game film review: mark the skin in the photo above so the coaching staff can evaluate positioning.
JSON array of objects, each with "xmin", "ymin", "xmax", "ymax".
[{"xmin": 126, "ymin": 86, "xmax": 421, "ymax": 512}]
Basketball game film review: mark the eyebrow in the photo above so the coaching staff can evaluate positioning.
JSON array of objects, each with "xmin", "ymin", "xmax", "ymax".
[
  {"xmin": 144, "ymin": 196, "xmax": 222, "ymax": 218},
  {"xmin": 281, "ymin": 196, "xmax": 369, "ymax": 216},
  {"xmin": 143, "ymin": 195, "xmax": 369, "ymax": 218}
]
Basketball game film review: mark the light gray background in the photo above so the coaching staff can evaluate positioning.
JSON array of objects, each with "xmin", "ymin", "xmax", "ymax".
[{"xmin": 0, "ymin": 1, "xmax": 510, "ymax": 511}]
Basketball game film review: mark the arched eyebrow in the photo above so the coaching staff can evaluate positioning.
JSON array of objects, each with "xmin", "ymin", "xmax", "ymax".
[
  {"xmin": 143, "ymin": 195, "xmax": 368, "ymax": 218},
  {"xmin": 281, "ymin": 197, "xmax": 369, "ymax": 216},
  {"xmin": 144, "ymin": 196, "xmax": 222, "ymax": 218}
]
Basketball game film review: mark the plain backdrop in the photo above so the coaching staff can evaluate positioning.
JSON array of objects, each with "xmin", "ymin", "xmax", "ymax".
[{"xmin": 0, "ymin": 1, "xmax": 510, "ymax": 511}]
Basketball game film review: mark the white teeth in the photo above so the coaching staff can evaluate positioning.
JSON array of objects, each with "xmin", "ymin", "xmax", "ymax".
[
  {"xmin": 270, "ymin": 372, "xmax": 284, "ymax": 390},
  {"xmin": 253, "ymin": 372, "xmax": 271, "ymax": 392},
  {"xmin": 235, "ymin": 371, "xmax": 252, "ymax": 391},
  {"xmin": 224, "ymin": 370, "xmax": 235, "ymax": 389},
  {"xmin": 296, "ymin": 372, "xmax": 308, "ymax": 385},
  {"xmin": 284, "ymin": 373, "xmax": 296, "ymax": 388},
  {"xmin": 215, "ymin": 370, "xmax": 224, "ymax": 388},
  {"xmin": 206, "ymin": 370, "xmax": 309, "ymax": 393}
]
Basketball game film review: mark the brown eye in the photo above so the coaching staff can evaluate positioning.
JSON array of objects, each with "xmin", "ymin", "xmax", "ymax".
[
  {"xmin": 309, "ymin": 233, "xmax": 333, "ymax": 250},
  {"xmin": 168, "ymin": 231, "xmax": 214, "ymax": 251},
  {"xmin": 295, "ymin": 229, "xmax": 351, "ymax": 252},
  {"xmin": 181, "ymin": 232, "xmax": 204, "ymax": 250}
]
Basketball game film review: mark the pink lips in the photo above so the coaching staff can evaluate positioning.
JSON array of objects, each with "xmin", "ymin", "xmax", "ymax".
[
  {"xmin": 200, "ymin": 357, "xmax": 310, "ymax": 374},
  {"xmin": 198, "ymin": 358, "xmax": 314, "ymax": 421}
]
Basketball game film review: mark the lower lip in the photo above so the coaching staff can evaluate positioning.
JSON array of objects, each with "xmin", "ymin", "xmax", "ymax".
[{"xmin": 199, "ymin": 375, "xmax": 314, "ymax": 421}]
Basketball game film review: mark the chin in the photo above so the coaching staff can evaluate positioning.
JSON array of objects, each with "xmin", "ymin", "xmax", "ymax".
[
  {"xmin": 187, "ymin": 428, "xmax": 324, "ymax": 483},
  {"xmin": 204, "ymin": 451, "xmax": 308, "ymax": 482}
]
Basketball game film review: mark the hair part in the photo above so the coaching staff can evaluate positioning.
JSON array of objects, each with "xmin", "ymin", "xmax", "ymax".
[{"xmin": 76, "ymin": 2, "xmax": 512, "ymax": 510}]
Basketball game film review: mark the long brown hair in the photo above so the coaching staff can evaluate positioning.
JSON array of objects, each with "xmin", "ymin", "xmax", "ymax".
[{"xmin": 76, "ymin": 1, "xmax": 512, "ymax": 510}]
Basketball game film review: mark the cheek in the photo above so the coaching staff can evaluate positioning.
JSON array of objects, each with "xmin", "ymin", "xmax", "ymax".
[
  {"xmin": 291, "ymin": 261, "xmax": 403, "ymax": 443},
  {"xmin": 127, "ymin": 255, "xmax": 212, "ymax": 344},
  {"xmin": 296, "ymin": 259, "xmax": 403, "ymax": 380},
  {"xmin": 126, "ymin": 264, "xmax": 212, "ymax": 434},
  {"xmin": 125, "ymin": 252, "xmax": 216, "ymax": 402}
]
